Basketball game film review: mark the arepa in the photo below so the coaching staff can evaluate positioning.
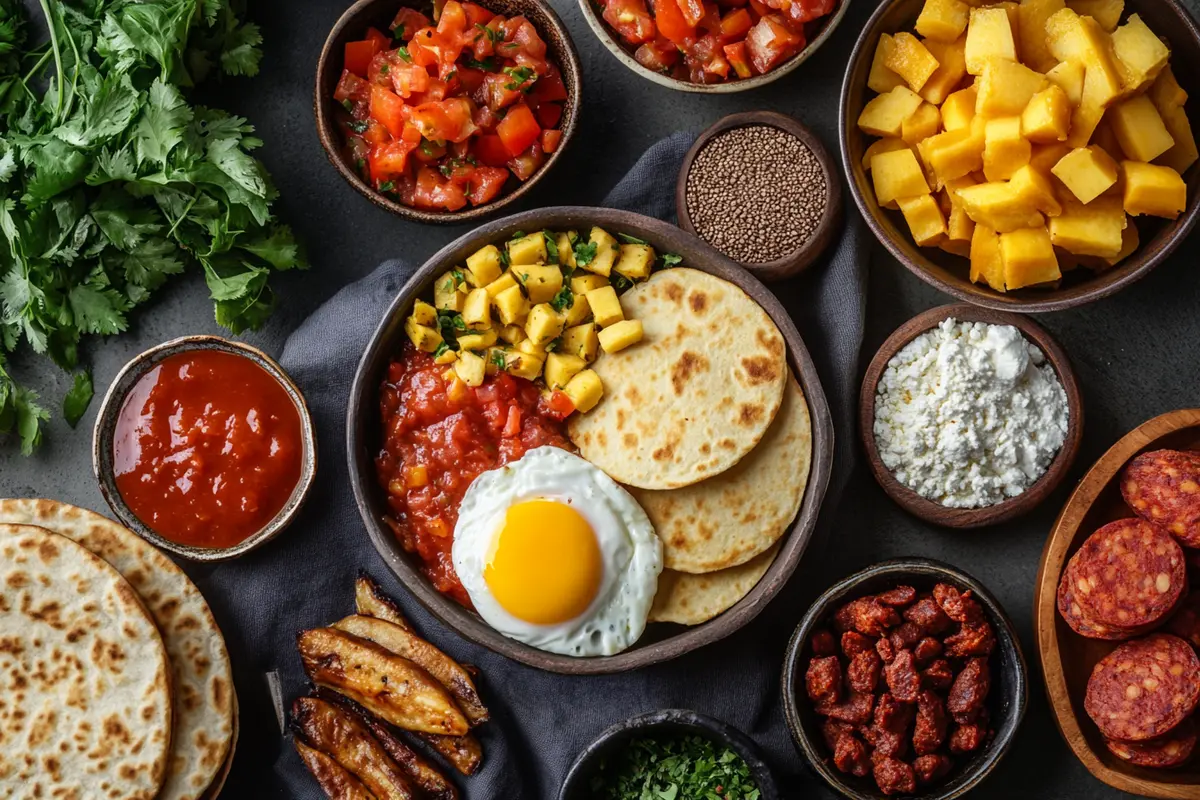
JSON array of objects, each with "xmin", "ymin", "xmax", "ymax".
[{"xmin": 649, "ymin": 544, "xmax": 781, "ymax": 626}]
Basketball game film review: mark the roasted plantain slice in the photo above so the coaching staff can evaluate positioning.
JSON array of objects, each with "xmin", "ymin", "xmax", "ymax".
[
  {"xmin": 292, "ymin": 697, "xmax": 414, "ymax": 800},
  {"xmin": 418, "ymin": 732, "xmax": 484, "ymax": 776},
  {"xmin": 295, "ymin": 738, "xmax": 379, "ymax": 800},
  {"xmin": 362, "ymin": 712, "xmax": 459, "ymax": 800},
  {"xmin": 355, "ymin": 573, "xmax": 413, "ymax": 632},
  {"xmin": 298, "ymin": 628, "xmax": 469, "ymax": 736},
  {"xmin": 333, "ymin": 615, "xmax": 489, "ymax": 726}
]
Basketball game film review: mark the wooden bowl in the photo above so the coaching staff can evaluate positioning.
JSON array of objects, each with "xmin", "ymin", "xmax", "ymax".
[
  {"xmin": 781, "ymin": 558, "xmax": 1029, "ymax": 800},
  {"xmin": 557, "ymin": 709, "xmax": 781, "ymax": 800},
  {"xmin": 675, "ymin": 111, "xmax": 844, "ymax": 282},
  {"xmin": 1034, "ymin": 408, "xmax": 1200, "ymax": 799},
  {"xmin": 577, "ymin": 0, "xmax": 851, "ymax": 94},
  {"xmin": 346, "ymin": 206, "xmax": 835, "ymax": 675},
  {"xmin": 314, "ymin": 0, "xmax": 582, "ymax": 224},
  {"xmin": 859, "ymin": 304, "xmax": 1083, "ymax": 529},
  {"xmin": 92, "ymin": 335, "xmax": 318, "ymax": 562},
  {"xmin": 839, "ymin": 0, "xmax": 1200, "ymax": 312}
]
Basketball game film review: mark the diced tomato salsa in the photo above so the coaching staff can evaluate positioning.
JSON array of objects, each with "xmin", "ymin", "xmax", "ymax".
[
  {"xmin": 376, "ymin": 344, "xmax": 573, "ymax": 605},
  {"xmin": 596, "ymin": 0, "xmax": 835, "ymax": 84},
  {"xmin": 334, "ymin": 1, "xmax": 569, "ymax": 211}
]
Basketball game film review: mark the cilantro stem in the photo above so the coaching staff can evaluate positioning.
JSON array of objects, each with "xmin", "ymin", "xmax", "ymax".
[{"xmin": 36, "ymin": 0, "xmax": 64, "ymax": 123}]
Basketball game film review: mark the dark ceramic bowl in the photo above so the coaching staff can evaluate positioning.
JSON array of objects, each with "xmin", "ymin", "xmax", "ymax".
[
  {"xmin": 840, "ymin": 0, "xmax": 1200, "ymax": 312},
  {"xmin": 557, "ymin": 709, "xmax": 781, "ymax": 800},
  {"xmin": 781, "ymin": 558, "xmax": 1028, "ymax": 800},
  {"xmin": 314, "ymin": 0, "xmax": 582, "ymax": 224},
  {"xmin": 346, "ymin": 206, "xmax": 835, "ymax": 674},
  {"xmin": 92, "ymin": 335, "xmax": 318, "ymax": 562},
  {"xmin": 578, "ymin": 0, "xmax": 851, "ymax": 94}
]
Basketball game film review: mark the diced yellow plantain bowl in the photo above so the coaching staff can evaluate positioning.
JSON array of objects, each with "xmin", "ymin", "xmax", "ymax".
[{"xmin": 840, "ymin": 0, "xmax": 1200, "ymax": 311}]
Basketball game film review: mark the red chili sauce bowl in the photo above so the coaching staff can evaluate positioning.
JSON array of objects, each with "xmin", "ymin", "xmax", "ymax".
[{"xmin": 93, "ymin": 337, "xmax": 317, "ymax": 561}]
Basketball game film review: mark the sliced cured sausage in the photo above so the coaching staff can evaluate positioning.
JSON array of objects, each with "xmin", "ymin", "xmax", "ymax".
[
  {"xmin": 1084, "ymin": 634, "xmax": 1200, "ymax": 742},
  {"xmin": 1123, "ymin": 449, "xmax": 1200, "ymax": 546}
]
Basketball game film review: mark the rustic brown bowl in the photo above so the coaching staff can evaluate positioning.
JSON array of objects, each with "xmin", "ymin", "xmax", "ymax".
[
  {"xmin": 781, "ymin": 558, "xmax": 1028, "ymax": 800},
  {"xmin": 346, "ymin": 206, "xmax": 835, "ymax": 674},
  {"xmin": 859, "ymin": 304, "xmax": 1083, "ymax": 529},
  {"xmin": 1034, "ymin": 408, "xmax": 1200, "ymax": 799},
  {"xmin": 92, "ymin": 335, "xmax": 318, "ymax": 562},
  {"xmin": 676, "ymin": 111, "xmax": 844, "ymax": 281},
  {"xmin": 578, "ymin": 0, "xmax": 851, "ymax": 94},
  {"xmin": 840, "ymin": 0, "xmax": 1200, "ymax": 312},
  {"xmin": 314, "ymin": 0, "xmax": 582, "ymax": 224}
]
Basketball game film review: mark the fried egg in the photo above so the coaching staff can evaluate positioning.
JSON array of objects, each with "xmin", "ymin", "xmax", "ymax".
[{"xmin": 452, "ymin": 446, "xmax": 662, "ymax": 657}]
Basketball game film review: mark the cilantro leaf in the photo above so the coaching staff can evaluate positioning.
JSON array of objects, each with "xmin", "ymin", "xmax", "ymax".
[
  {"xmin": 573, "ymin": 241, "xmax": 597, "ymax": 267},
  {"xmin": 62, "ymin": 371, "xmax": 93, "ymax": 427},
  {"xmin": 135, "ymin": 78, "xmax": 192, "ymax": 166},
  {"xmin": 659, "ymin": 252, "xmax": 683, "ymax": 268},
  {"xmin": 617, "ymin": 232, "xmax": 648, "ymax": 245},
  {"xmin": 221, "ymin": 21, "xmax": 263, "ymax": 77},
  {"xmin": 543, "ymin": 231, "xmax": 559, "ymax": 264},
  {"xmin": 549, "ymin": 285, "xmax": 573, "ymax": 313}
]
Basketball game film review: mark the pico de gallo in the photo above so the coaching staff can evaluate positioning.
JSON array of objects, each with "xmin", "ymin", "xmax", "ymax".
[
  {"xmin": 333, "ymin": 1, "xmax": 569, "ymax": 211},
  {"xmin": 595, "ymin": 0, "xmax": 835, "ymax": 84}
]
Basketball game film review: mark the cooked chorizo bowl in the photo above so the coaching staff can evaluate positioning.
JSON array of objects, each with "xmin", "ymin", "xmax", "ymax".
[{"xmin": 781, "ymin": 558, "xmax": 1027, "ymax": 800}]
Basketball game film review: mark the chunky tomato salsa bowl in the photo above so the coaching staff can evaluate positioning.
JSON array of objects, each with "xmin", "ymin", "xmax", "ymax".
[{"xmin": 315, "ymin": 0, "xmax": 582, "ymax": 223}]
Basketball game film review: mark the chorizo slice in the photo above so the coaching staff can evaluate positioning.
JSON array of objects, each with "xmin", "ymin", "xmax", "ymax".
[
  {"xmin": 1105, "ymin": 718, "xmax": 1198, "ymax": 768},
  {"xmin": 1123, "ymin": 449, "xmax": 1200, "ymax": 546},
  {"xmin": 1084, "ymin": 633, "xmax": 1200, "ymax": 742}
]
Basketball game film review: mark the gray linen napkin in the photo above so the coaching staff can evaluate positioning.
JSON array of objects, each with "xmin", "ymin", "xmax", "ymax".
[{"xmin": 199, "ymin": 131, "xmax": 868, "ymax": 797}]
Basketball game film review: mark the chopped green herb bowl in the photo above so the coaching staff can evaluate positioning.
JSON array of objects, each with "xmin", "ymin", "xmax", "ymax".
[{"xmin": 558, "ymin": 709, "xmax": 781, "ymax": 800}]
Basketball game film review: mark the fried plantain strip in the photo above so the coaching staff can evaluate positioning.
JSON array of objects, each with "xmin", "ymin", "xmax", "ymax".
[
  {"xmin": 418, "ymin": 732, "xmax": 484, "ymax": 776},
  {"xmin": 333, "ymin": 615, "xmax": 489, "ymax": 726},
  {"xmin": 292, "ymin": 698, "xmax": 414, "ymax": 800},
  {"xmin": 295, "ymin": 738, "xmax": 379, "ymax": 800},
  {"xmin": 299, "ymin": 628, "xmax": 469, "ymax": 736},
  {"xmin": 355, "ymin": 573, "xmax": 413, "ymax": 632}
]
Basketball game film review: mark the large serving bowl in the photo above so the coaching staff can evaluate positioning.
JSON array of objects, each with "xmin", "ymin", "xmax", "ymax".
[
  {"xmin": 346, "ymin": 207, "xmax": 834, "ymax": 674},
  {"xmin": 839, "ymin": 0, "xmax": 1200, "ymax": 312},
  {"xmin": 315, "ymin": 0, "xmax": 582, "ymax": 224}
]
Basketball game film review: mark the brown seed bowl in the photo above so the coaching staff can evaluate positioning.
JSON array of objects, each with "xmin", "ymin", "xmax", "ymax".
[
  {"xmin": 781, "ymin": 557, "xmax": 1029, "ymax": 800},
  {"xmin": 577, "ymin": 0, "xmax": 851, "ymax": 94},
  {"xmin": 839, "ymin": 0, "xmax": 1200, "ymax": 312},
  {"xmin": 314, "ymin": 0, "xmax": 583, "ymax": 225},
  {"xmin": 859, "ymin": 304, "xmax": 1084, "ymax": 529},
  {"xmin": 346, "ymin": 206, "xmax": 835, "ymax": 675},
  {"xmin": 676, "ymin": 111, "xmax": 844, "ymax": 282},
  {"xmin": 92, "ymin": 335, "xmax": 318, "ymax": 562}
]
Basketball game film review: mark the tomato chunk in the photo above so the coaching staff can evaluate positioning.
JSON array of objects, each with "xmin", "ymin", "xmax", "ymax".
[
  {"xmin": 462, "ymin": 2, "xmax": 496, "ymax": 26},
  {"xmin": 467, "ymin": 166, "xmax": 509, "ymax": 205},
  {"xmin": 345, "ymin": 39, "xmax": 384, "ymax": 77},
  {"xmin": 334, "ymin": 69, "xmax": 371, "ymax": 103},
  {"xmin": 540, "ymin": 128, "xmax": 562, "ymax": 154},
  {"xmin": 635, "ymin": 39, "xmax": 679, "ymax": 72},
  {"xmin": 602, "ymin": 0, "xmax": 656, "ymax": 44},
  {"xmin": 744, "ymin": 14, "xmax": 803, "ymax": 74},
  {"xmin": 535, "ymin": 101, "xmax": 562, "ymax": 129},
  {"xmin": 392, "ymin": 8, "xmax": 432, "ymax": 39},
  {"xmin": 496, "ymin": 104, "xmax": 541, "ymax": 157},
  {"xmin": 370, "ymin": 84, "xmax": 409, "ymax": 137},
  {"xmin": 719, "ymin": 7, "xmax": 753, "ymax": 38},
  {"xmin": 724, "ymin": 41, "xmax": 753, "ymax": 77},
  {"xmin": 474, "ymin": 133, "xmax": 512, "ymax": 167}
]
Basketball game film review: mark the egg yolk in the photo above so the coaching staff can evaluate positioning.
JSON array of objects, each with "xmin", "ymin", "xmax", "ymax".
[{"xmin": 484, "ymin": 499, "xmax": 602, "ymax": 625}]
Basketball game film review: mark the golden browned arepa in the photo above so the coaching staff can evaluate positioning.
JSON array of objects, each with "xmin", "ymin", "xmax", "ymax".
[
  {"xmin": 0, "ymin": 500, "xmax": 235, "ymax": 800},
  {"xmin": 631, "ymin": 373, "xmax": 811, "ymax": 573},
  {"xmin": 0, "ymin": 523, "xmax": 172, "ymax": 800},
  {"xmin": 649, "ymin": 543, "xmax": 781, "ymax": 626},
  {"xmin": 568, "ymin": 268, "xmax": 787, "ymax": 491}
]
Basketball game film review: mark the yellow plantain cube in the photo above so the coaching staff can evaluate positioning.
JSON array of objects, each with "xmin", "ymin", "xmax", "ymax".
[
  {"xmin": 564, "ymin": 292, "xmax": 591, "ymax": 327},
  {"xmin": 585, "ymin": 286, "xmax": 624, "ymax": 328},
  {"xmin": 1122, "ymin": 161, "xmax": 1187, "ymax": 218},
  {"xmin": 917, "ymin": 0, "xmax": 970, "ymax": 42},
  {"xmin": 411, "ymin": 299, "xmax": 437, "ymax": 326},
  {"xmin": 884, "ymin": 32, "xmax": 942, "ymax": 92},
  {"xmin": 1044, "ymin": 60, "xmax": 1085, "ymax": 106},
  {"xmin": 506, "ymin": 350, "xmax": 545, "ymax": 381},
  {"xmin": 404, "ymin": 319, "xmax": 443, "ymax": 353},
  {"xmin": 941, "ymin": 86, "xmax": 978, "ymax": 131},
  {"xmin": 1045, "ymin": 10, "xmax": 1123, "ymax": 104},
  {"xmin": 555, "ymin": 232, "xmax": 577, "ymax": 268},
  {"xmin": 1108, "ymin": 95, "xmax": 1176, "ymax": 163},
  {"xmin": 1066, "ymin": 0, "xmax": 1123, "ymax": 31},
  {"xmin": 1009, "ymin": 164, "xmax": 1063, "ymax": 216},
  {"xmin": 969, "ymin": 224, "xmax": 1007, "ymax": 291},
  {"xmin": 571, "ymin": 273, "xmax": 609, "ymax": 294},
  {"xmin": 598, "ymin": 319, "xmax": 645, "ymax": 354},
  {"xmin": 1048, "ymin": 195, "xmax": 1126, "ymax": 256},
  {"xmin": 965, "ymin": 7, "xmax": 1016, "ymax": 75},
  {"xmin": 544, "ymin": 352, "xmax": 588, "ymax": 390},
  {"xmin": 863, "ymin": 138, "xmax": 914, "ymax": 170},
  {"xmin": 871, "ymin": 148, "xmax": 931, "ymax": 207},
  {"xmin": 462, "ymin": 288, "xmax": 492, "ymax": 330},
  {"xmin": 956, "ymin": 181, "xmax": 1045, "ymax": 231},
  {"xmin": 944, "ymin": 173, "xmax": 979, "ymax": 205},
  {"xmin": 1052, "ymin": 146, "xmax": 1119, "ymax": 204},
  {"xmin": 466, "ymin": 245, "xmax": 503, "ymax": 286},
  {"xmin": 614, "ymin": 244, "xmax": 655, "ymax": 281},
  {"xmin": 898, "ymin": 194, "xmax": 949, "ymax": 246},
  {"xmin": 434, "ymin": 347, "xmax": 458, "ymax": 365},
  {"xmin": 563, "ymin": 369, "xmax": 603, "ymax": 414},
  {"xmin": 516, "ymin": 264, "xmax": 564, "ymax": 304},
  {"xmin": 454, "ymin": 351, "xmax": 486, "ymax": 387},
  {"xmin": 983, "ymin": 117, "xmax": 1032, "ymax": 181},
  {"xmin": 902, "ymin": 103, "xmax": 943, "ymax": 144},
  {"xmin": 1111, "ymin": 14, "xmax": 1170, "ymax": 93},
  {"xmin": 498, "ymin": 324, "xmax": 526, "ymax": 344},
  {"xmin": 456, "ymin": 328, "xmax": 498, "ymax": 352},
  {"xmin": 484, "ymin": 271, "xmax": 518, "ymax": 298},
  {"xmin": 1065, "ymin": 71, "xmax": 1108, "ymax": 148},
  {"xmin": 1091, "ymin": 119, "xmax": 1125, "ymax": 162},
  {"xmin": 1156, "ymin": 104, "xmax": 1200, "ymax": 175},
  {"xmin": 919, "ymin": 37, "xmax": 968, "ymax": 105},
  {"xmin": 517, "ymin": 337, "xmax": 547, "ymax": 358},
  {"xmin": 434, "ymin": 271, "xmax": 466, "ymax": 312},
  {"xmin": 507, "ymin": 233, "xmax": 547, "ymax": 266},
  {"xmin": 948, "ymin": 204, "xmax": 976, "ymax": 242},
  {"xmin": 525, "ymin": 303, "xmax": 566, "ymax": 346},
  {"xmin": 1021, "ymin": 86, "xmax": 1071, "ymax": 143},
  {"xmin": 1030, "ymin": 142, "xmax": 1072, "ymax": 173},
  {"xmin": 858, "ymin": 86, "xmax": 926, "ymax": 137},
  {"xmin": 1000, "ymin": 226, "xmax": 1061, "ymax": 289},
  {"xmin": 493, "ymin": 284, "xmax": 530, "ymax": 326},
  {"xmin": 1105, "ymin": 222, "xmax": 1139, "ymax": 266},
  {"xmin": 976, "ymin": 59, "xmax": 1046, "ymax": 118},
  {"xmin": 869, "ymin": 35, "xmax": 908, "ymax": 93},
  {"xmin": 584, "ymin": 227, "xmax": 620, "ymax": 276},
  {"xmin": 1150, "ymin": 66, "xmax": 1188, "ymax": 110},
  {"xmin": 1017, "ymin": 0, "xmax": 1066, "ymax": 72},
  {"xmin": 561, "ymin": 323, "xmax": 600, "ymax": 362},
  {"xmin": 922, "ymin": 117, "xmax": 987, "ymax": 185}
]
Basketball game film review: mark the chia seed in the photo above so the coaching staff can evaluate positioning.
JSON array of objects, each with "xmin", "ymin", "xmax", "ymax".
[{"xmin": 685, "ymin": 125, "xmax": 828, "ymax": 264}]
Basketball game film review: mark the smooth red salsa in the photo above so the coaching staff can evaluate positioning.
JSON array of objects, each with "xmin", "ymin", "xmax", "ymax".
[
  {"xmin": 376, "ymin": 343, "xmax": 571, "ymax": 605},
  {"xmin": 334, "ymin": 1, "xmax": 569, "ymax": 211},
  {"xmin": 113, "ymin": 351, "xmax": 303, "ymax": 549},
  {"xmin": 597, "ymin": 0, "xmax": 834, "ymax": 83}
]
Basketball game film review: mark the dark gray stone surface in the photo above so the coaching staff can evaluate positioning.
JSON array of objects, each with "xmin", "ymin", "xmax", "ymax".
[{"xmin": 1, "ymin": 0, "xmax": 1197, "ymax": 796}]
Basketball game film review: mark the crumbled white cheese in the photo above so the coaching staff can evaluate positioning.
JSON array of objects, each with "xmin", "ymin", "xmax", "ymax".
[{"xmin": 873, "ymin": 318, "xmax": 1070, "ymax": 509}]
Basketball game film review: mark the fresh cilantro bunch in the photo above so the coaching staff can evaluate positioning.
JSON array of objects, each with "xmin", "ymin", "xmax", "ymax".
[
  {"xmin": 589, "ymin": 734, "xmax": 762, "ymax": 800},
  {"xmin": 0, "ymin": 0, "xmax": 303, "ymax": 454}
]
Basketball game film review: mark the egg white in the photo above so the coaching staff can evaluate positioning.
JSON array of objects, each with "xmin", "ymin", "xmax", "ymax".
[{"xmin": 452, "ymin": 446, "xmax": 662, "ymax": 657}]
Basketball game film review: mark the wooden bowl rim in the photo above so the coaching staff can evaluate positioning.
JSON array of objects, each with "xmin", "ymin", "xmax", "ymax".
[
  {"xmin": 837, "ymin": 0, "xmax": 1200, "ymax": 312},
  {"xmin": 1033, "ymin": 408, "xmax": 1200, "ymax": 800},
  {"xmin": 674, "ymin": 111, "xmax": 845, "ymax": 282},
  {"xmin": 575, "ymin": 0, "xmax": 852, "ymax": 94},
  {"xmin": 858, "ymin": 303, "xmax": 1084, "ymax": 529},
  {"xmin": 91, "ymin": 336, "xmax": 318, "ymax": 562},
  {"xmin": 313, "ymin": 0, "xmax": 583, "ymax": 225},
  {"xmin": 345, "ymin": 206, "xmax": 835, "ymax": 674}
]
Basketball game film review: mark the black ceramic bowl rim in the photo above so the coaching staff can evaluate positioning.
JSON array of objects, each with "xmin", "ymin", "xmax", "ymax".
[
  {"xmin": 577, "ymin": 0, "xmax": 852, "ymax": 94},
  {"xmin": 780, "ymin": 557, "xmax": 1029, "ymax": 800},
  {"xmin": 314, "ymin": 0, "xmax": 583, "ymax": 224},
  {"xmin": 557, "ymin": 709, "xmax": 781, "ymax": 800},
  {"xmin": 91, "ymin": 335, "xmax": 318, "ymax": 562}
]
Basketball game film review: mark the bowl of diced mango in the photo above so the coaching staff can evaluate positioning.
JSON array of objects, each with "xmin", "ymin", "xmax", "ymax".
[{"xmin": 840, "ymin": 0, "xmax": 1200, "ymax": 311}]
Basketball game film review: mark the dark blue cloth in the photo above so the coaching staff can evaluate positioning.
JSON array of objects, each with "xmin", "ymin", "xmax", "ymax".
[{"xmin": 202, "ymin": 132, "xmax": 869, "ymax": 798}]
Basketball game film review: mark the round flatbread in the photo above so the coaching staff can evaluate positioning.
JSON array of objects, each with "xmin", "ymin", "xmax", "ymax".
[
  {"xmin": 0, "ymin": 500, "xmax": 234, "ymax": 800},
  {"xmin": 569, "ymin": 268, "xmax": 787, "ymax": 491},
  {"xmin": 631, "ymin": 373, "xmax": 811, "ymax": 573},
  {"xmin": 650, "ymin": 544, "xmax": 780, "ymax": 625},
  {"xmin": 0, "ymin": 523, "xmax": 171, "ymax": 800}
]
